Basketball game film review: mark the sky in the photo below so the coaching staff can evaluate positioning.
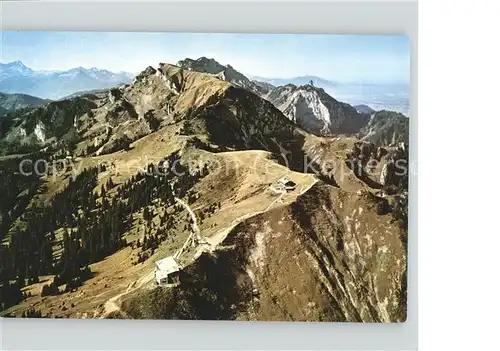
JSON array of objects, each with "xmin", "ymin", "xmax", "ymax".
[{"xmin": 1, "ymin": 32, "xmax": 410, "ymax": 84}]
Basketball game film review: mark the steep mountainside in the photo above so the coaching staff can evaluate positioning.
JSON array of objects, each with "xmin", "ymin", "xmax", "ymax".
[
  {"xmin": 252, "ymin": 80, "xmax": 275, "ymax": 92},
  {"xmin": 128, "ymin": 63, "xmax": 298, "ymax": 152},
  {"xmin": 0, "ymin": 61, "xmax": 133, "ymax": 99},
  {"xmin": 2, "ymin": 96, "xmax": 97, "ymax": 148},
  {"xmin": 359, "ymin": 110, "xmax": 409, "ymax": 146},
  {"xmin": 0, "ymin": 61, "xmax": 408, "ymax": 322},
  {"xmin": 125, "ymin": 180, "xmax": 406, "ymax": 322},
  {"xmin": 221, "ymin": 183, "xmax": 405, "ymax": 322},
  {"xmin": 172, "ymin": 57, "xmax": 407, "ymax": 146},
  {"xmin": 265, "ymin": 84, "xmax": 369, "ymax": 136}
]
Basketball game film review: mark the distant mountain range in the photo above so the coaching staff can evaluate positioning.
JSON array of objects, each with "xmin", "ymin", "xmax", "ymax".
[
  {"xmin": 0, "ymin": 61, "xmax": 134, "ymax": 100},
  {"xmin": 249, "ymin": 75, "xmax": 339, "ymax": 92}
]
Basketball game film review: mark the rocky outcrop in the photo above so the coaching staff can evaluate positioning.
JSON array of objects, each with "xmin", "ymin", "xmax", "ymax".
[
  {"xmin": 134, "ymin": 66, "xmax": 157, "ymax": 84},
  {"xmin": 177, "ymin": 57, "xmax": 227, "ymax": 75},
  {"xmin": 380, "ymin": 163, "xmax": 390, "ymax": 186},
  {"xmin": 156, "ymin": 64, "xmax": 185, "ymax": 94},
  {"xmin": 108, "ymin": 88, "xmax": 122, "ymax": 104},
  {"xmin": 34, "ymin": 122, "xmax": 46, "ymax": 144},
  {"xmin": 379, "ymin": 143, "xmax": 409, "ymax": 193}
]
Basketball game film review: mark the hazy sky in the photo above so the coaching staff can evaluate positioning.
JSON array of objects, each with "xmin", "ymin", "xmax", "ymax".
[{"xmin": 1, "ymin": 32, "xmax": 410, "ymax": 84}]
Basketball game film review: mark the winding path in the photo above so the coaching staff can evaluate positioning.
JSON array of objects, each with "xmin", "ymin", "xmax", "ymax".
[
  {"xmin": 175, "ymin": 197, "xmax": 201, "ymax": 238},
  {"xmin": 101, "ymin": 270, "xmax": 155, "ymax": 318},
  {"xmin": 173, "ymin": 197, "xmax": 208, "ymax": 259}
]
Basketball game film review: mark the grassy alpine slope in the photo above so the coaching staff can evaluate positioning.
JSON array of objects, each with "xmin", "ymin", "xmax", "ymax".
[{"xmin": 0, "ymin": 61, "xmax": 408, "ymax": 322}]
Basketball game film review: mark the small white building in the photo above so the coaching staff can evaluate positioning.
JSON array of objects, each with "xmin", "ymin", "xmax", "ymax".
[
  {"xmin": 277, "ymin": 177, "xmax": 297, "ymax": 192},
  {"xmin": 155, "ymin": 256, "xmax": 181, "ymax": 287}
]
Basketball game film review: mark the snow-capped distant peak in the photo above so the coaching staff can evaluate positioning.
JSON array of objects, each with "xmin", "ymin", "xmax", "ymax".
[
  {"xmin": 0, "ymin": 60, "xmax": 34, "ymax": 77},
  {"xmin": 0, "ymin": 62, "xmax": 134, "ymax": 99},
  {"xmin": 6, "ymin": 60, "xmax": 28, "ymax": 69}
]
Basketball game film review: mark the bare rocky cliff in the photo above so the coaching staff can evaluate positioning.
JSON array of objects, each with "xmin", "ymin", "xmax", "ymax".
[
  {"xmin": 227, "ymin": 183, "xmax": 407, "ymax": 322},
  {"xmin": 265, "ymin": 84, "xmax": 369, "ymax": 136}
]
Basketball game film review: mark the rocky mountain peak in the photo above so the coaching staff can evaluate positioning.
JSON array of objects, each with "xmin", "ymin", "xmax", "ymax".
[
  {"xmin": 265, "ymin": 83, "xmax": 368, "ymax": 136},
  {"xmin": 177, "ymin": 57, "xmax": 226, "ymax": 74},
  {"xmin": 3, "ymin": 60, "xmax": 29, "ymax": 70},
  {"xmin": 176, "ymin": 57, "xmax": 271, "ymax": 95}
]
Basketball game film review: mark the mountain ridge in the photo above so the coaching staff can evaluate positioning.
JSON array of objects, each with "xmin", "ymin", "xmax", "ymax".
[
  {"xmin": 0, "ymin": 92, "xmax": 51, "ymax": 117},
  {"xmin": 172, "ymin": 57, "xmax": 407, "ymax": 143},
  {"xmin": 354, "ymin": 104, "xmax": 376, "ymax": 114},
  {"xmin": 176, "ymin": 57, "xmax": 272, "ymax": 95}
]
